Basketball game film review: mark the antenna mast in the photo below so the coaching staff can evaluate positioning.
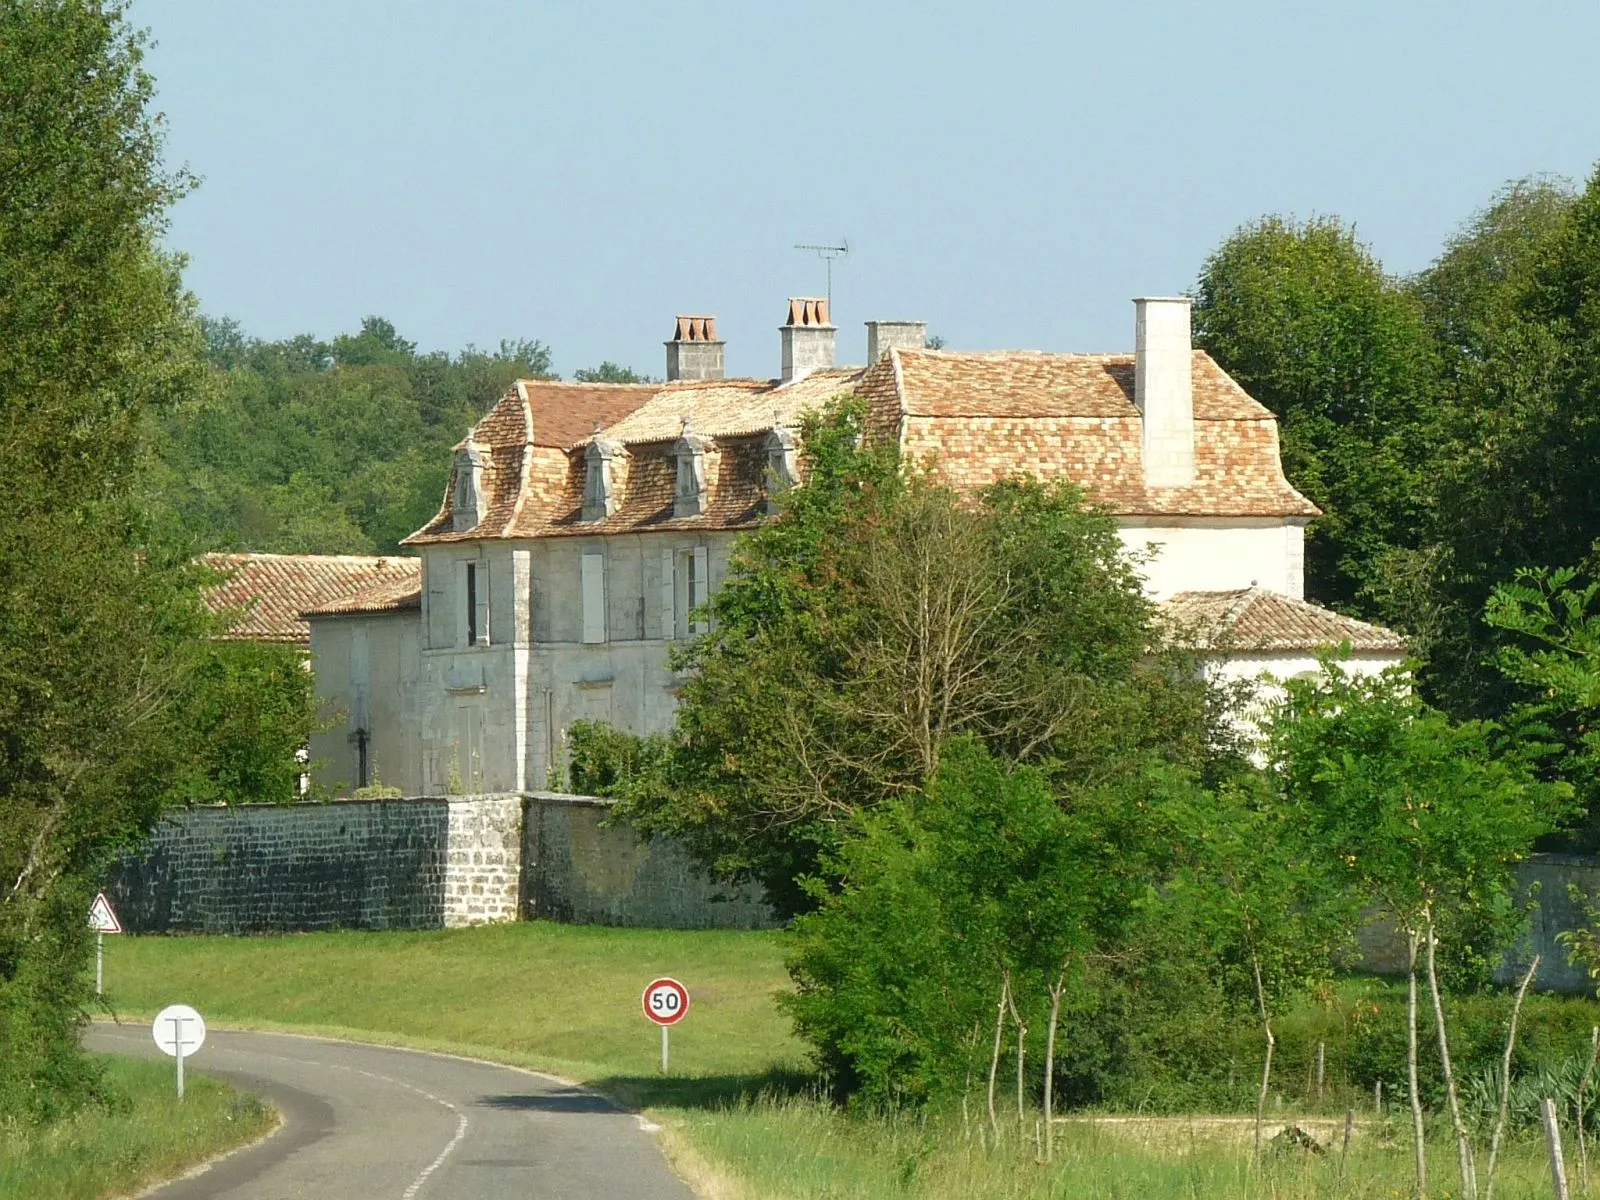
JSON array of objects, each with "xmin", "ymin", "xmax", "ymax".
[{"xmin": 793, "ymin": 241, "xmax": 849, "ymax": 310}]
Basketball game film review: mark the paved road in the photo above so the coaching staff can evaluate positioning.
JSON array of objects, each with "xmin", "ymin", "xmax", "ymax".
[{"xmin": 87, "ymin": 1024, "xmax": 694, "ymax": 1199}]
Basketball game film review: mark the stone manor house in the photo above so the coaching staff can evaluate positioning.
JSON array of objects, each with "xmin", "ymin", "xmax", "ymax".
[{"xmin": 209, "ymin": 295, "xmax": 1405, "ymax": 797}]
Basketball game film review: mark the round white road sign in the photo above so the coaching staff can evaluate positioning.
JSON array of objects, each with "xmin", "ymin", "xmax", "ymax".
[
  {"xmin": 642, "ymin": 978, "xmax": 689, "ymax": 1026},
  {"xmin": 152, "ymin": 1005, "xmax": 206, "ymax": 1058}
]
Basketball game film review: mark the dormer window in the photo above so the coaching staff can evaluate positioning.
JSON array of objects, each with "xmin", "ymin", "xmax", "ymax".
[
  {"xmin": 582, "ymin": 436, "xmax": 619, "ymax": 522},
  {"xmin": 763, "ymin": 425, "xmax": 797, "ymax": 513},
  {"xmin": 673, "ymin": 418, "xmax": 709, "ymax": 518},
  {"xmin": 451, "ymin": 441, "xmax": 488, "ymax": 532}
]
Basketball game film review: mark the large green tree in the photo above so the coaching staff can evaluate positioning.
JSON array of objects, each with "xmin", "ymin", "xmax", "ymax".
[
  {"xmin": 1418, "ymin": 169, "xmax": 1600, "ymax": 722},
  {"xmin": 613, "ymin": 400, "xmax": 1232, "ymax": 913},
  {"xmin": 0, "ymin": 0, "xmax": 213, "ymax": 1118},
  {"xmin": 1192, "ymin": 216, "xmax": 1439, "ymax": 615}
]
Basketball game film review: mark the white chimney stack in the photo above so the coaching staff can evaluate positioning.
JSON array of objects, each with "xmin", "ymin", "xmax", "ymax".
[
  {"xmin": 779, "ymin": 297, "xmax": 835, "ymax": 383},
  {"xmin": 1133, "ymin": 297, "xmax": 1195, "ymax": 488},
  {"xmin": 865, "ymin": 320, "xmax": 927, "ymax": 362}
]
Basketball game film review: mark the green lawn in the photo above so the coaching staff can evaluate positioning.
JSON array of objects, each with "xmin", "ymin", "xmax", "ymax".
[
  {"xmin": 102, "ymin": 922, "xmax": 804, "ymax": 1088},
  {"xmin": 0, "ymin": 1056, "xmax": 274, "ymax": 1200},
  {"xmin": 99, "ymin": 926, "xmax": 1573, "ymax": 1199}
]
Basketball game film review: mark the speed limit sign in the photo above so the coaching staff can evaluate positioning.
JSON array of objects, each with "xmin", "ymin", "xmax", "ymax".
[
  {"xmin": 642, "ymin": 977, "xmax": 689, "ymax": 1074},
  {"xmin": 642, "ymin": 977, "xmax": 689, "ymax": 1026}
]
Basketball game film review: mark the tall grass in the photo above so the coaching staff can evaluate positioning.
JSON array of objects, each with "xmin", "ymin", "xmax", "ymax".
[
  {"xmin": 671, "ymin": 1095, "xmax": 1565, "ymax": 1199},
  {"xmin": 0, "ymin": 1056, "xmax": 273, "ymax": 1200}
]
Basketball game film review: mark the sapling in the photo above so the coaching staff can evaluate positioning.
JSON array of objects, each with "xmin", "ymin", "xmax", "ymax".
[
  {"xmin": 1251, "ymin": 953, "xmax": 1276, "ymax": 1169},
  {"xmin": 1425, "ymin": 912, "xmax": 1479, "ymax": 1199},
  {"xmin": 1578, "ymin": 1025, "xmax": 1599, "ymax": 1194},
  {"xmin": 1485, "ymin": 954, "xmax": 1540, "ymax": 1200},
  {"xmin": 1006, "ymin": 983, "xmax": 1027, "ymax": 1144},
  {"xmin": 1407, "ymin": 930, "xmax": 1428, "ymax": 1197},
  {"xmin": 1043, "ymin": 964, "xmax": 1068, "ymax": 1163},
  {"xmin": 987, "ymin": 971, "xmax": 1009, "ymax": 1144}
]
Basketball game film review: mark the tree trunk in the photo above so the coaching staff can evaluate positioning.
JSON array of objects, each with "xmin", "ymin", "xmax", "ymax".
[
  {"xmin": 1485, "ymin": 954, "xmax": 1539, "ymax": 1200},
  {"xmin": 1044, "ymin": 968, "xmax": 1066, "ymax": 1164},
  {"xmin": 1408, "ymin": 928, "xmax": 1428, "ymax": 1198},
  {"xmin": 1425, "ymin": 912, "xmax": 1478, "ymax": 1199},
  {"xmin": 987, "ymin": 972, "xmax": 1009, "ymax": 1145},
  {"xmin": 1251, "ymin": 953, "xmax": 1276, "ymax": 1169}
]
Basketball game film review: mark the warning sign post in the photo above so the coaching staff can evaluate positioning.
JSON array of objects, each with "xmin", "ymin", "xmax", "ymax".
[{"xmin": 87, "ymin": 892, "xmax": 121, "ymax": 996}]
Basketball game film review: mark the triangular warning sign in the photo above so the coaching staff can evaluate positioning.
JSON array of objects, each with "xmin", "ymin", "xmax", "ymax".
[{"xmin": 88, "ymin": 892, "xmax": 122, "ymax": 934}]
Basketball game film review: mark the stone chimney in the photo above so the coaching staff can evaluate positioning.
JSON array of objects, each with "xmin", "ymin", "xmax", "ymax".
[
  {"xmin": 1133, "ymin": 297, "xmax": 1196, "ymax": 488},
  {"xmin": 779, "ymin": 297, "xmax": 835, "ymax": 383},
  {"xmin": 665, "ymin": 315, "xmax": 724, "ymax": 382},
  {"xmin": 865, "ymin": 320, "xmax": 927, "ymax": 363}
]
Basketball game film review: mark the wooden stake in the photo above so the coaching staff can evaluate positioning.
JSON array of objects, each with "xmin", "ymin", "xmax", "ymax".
[
  {"xmin": 1316, "ymin": 1041, "xmax": 1326, "ymax": 1102},
  {"xmin": 1545, "ymin": 1097, "xmax": 1573, "ymax": 1200}
]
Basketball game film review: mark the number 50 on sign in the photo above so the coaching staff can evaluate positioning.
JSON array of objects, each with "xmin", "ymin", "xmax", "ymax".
[{"xmin": 642, "ymin": 977, "xmax": 689, "ymax": 1074}]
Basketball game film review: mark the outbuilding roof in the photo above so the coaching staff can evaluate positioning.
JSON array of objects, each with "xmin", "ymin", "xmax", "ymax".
[
  {"xmin": 201, "ymin": 553, "xmax": 420, "ymax": 645},
  {"xmin": 1161, "ymin": 587, "xmax": 1407, "ymax": 654}
]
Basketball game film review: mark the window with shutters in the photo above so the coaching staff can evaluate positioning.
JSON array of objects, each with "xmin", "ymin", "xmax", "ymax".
[
  {"xmin": 465, "ymin": 563, "xmax": 478, "ymax": 646},
  {"xmin": 673, "ymin": 546, "xmax": 710, "ymax": 639},
  {"xmin": 581, "ymin": 551, "xmax": 606, "ymax": 644}
]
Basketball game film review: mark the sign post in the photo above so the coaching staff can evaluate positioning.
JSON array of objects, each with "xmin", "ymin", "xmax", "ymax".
[
  {"xmin": 641, "ymin": 977, "xmax": 689, "ymax": 1075},
  {"xmin": 87, "ymin": 892, "xmax": 122, "ymax": 997},
  {"xmin": 152, "ymin": 1004, "xmax": 206, "ymax": 1101}
]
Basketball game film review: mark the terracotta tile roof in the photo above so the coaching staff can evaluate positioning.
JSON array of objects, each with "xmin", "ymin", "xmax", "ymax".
[
  {"xmin": 1161, "ymin": 588, "xmax": 1407, "ymax": 654},
  {"xmin": 404, "ymin": 379, "xmax": 658, "ymax": 545},
  {"xmin": 404, "ymin": 343, "xmax": 1317, "ymax": 543},
  {"xmin": 525, "ymin": 435, "xmax": 771, "ymax": 538},
  {"xmin": 302, "ymin": 572, "xmax": 423, "ymax": 618},
  {"xmin": 888, "ymin": 350, "xmax": 1318, "ymax": 518},
  {"xmin": 407, "ymin": 370, "xmax": 864, "ymax": 544},
  {"xmin": 201, "ymin": 553, "xmax": 421, "ymax": 646},
  {"xmin": 600, "ymin": 368, "xmax": 864, "ymax": 444}
]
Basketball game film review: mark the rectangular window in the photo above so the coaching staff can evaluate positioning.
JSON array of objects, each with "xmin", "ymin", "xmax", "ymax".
[
  {"xmin": 465, "ymin": 562, "xmax": 478, "ymax": 646},
  {"xmin": 675, "ymin": 546, "xmax": 711, "ymax": 639},
  {"xmin": 581, "ymin": 551, "xmax": 606, "ymax": 644}
]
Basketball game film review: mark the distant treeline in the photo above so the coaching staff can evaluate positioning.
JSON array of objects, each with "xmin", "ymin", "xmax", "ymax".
[{"xmin": 141, "ymin": 315, "xmax": 650, "ymax": 555}]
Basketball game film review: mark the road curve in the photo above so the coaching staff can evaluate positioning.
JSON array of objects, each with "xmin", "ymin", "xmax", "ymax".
[{"xmin": 87, "ymin": 1023, "xmax": 694, "ymax": 1200}]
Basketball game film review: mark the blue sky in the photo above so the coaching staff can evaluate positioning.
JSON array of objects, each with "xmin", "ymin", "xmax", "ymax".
[{"xmin": 133, "ymin": 0, "xmax": 1600, "ymax": 379}]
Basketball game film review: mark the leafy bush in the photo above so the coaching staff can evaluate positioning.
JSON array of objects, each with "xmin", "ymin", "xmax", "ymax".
[{"xmin": 564, "ymin": 721, "xmax": 672, "ymax": 797}]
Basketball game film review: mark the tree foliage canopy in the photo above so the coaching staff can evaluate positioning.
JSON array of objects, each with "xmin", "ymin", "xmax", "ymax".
[{"xmin": 612, "ymin": 400, "xmax": 1231, "ymax": 913}]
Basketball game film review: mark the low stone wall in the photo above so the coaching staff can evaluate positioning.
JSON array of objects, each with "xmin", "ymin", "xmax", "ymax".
[
  {"xmin": 1355, "ymin": 853, "xmax": 1600, "ymax": 994},
  {"xmin": 521, "ymin": 792, "xmax": 776, "ymax": 930},
  {"xmin": 107, "ymin": 791, "xmax": 774, "ymax": 933},
  {"xmin": 107, "ymin": 797, "xmax": 450, "ymax": 933}
]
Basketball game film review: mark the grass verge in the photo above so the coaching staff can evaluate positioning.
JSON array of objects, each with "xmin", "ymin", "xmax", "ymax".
[
  {"xmin": 0, "ymin": 1055, "xmax": 274, "ymax": 1200},
  {"xmin": 98, "ymin": 926, "xmax": 1578, "ymax": 1198}
]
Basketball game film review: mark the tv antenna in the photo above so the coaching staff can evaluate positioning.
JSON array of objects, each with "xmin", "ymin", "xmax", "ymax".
[{"xmin": 794, "ymin": 240, "xmax": 849, "ymax": 310}]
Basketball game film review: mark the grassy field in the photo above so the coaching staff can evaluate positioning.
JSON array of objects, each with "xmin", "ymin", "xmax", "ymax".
[
  {"xmin": 99, "ymin": 926, "xmax": 1574, "ymax": 1198},
  {"xmin": 0, "ymin": 1056, "xmax": 274, "ymax": 1200},
  {"xmin": 101, "ymin": 922, "xmax": 804, "ymax": 1088}
]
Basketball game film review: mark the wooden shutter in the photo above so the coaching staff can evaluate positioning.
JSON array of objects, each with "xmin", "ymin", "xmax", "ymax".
[
  {"xmin": 659, "ymin": 548, "xmax": 675, "ymax": 640},
  {"xmin": 477, "ymin": 558, "xmax": 491, "ymax": 645},
  {"xmin": 581, "ymin": 552, "xmax": 606, "ymax": 644},
  {"xmin": 691, "ymin": 546, "xmax": 709, "ymax": 635}
]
